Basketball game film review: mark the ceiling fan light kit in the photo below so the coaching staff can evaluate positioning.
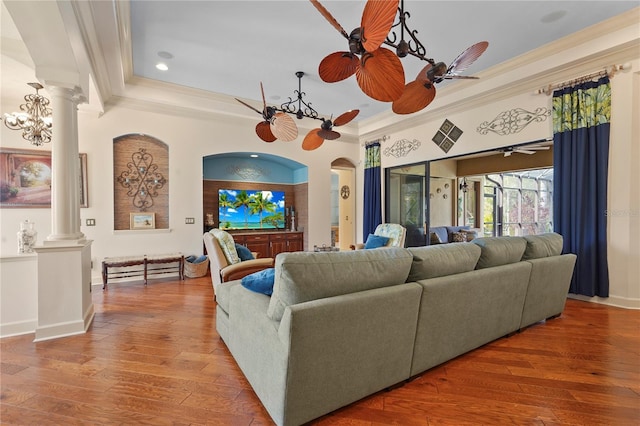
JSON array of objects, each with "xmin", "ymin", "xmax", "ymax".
[
  {"xmin": 310, "ymin": 0, "xmax": 489, "ymax": 115},
  {"xmin": 236, "ymin": 72, "xmax": 359, "ymax": 150}
]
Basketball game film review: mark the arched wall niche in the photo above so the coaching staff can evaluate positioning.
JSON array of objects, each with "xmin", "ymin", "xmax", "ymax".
[
  {"xmin": 113, "ymin": 134, "xmax": 169, "ymax": 230},
  {"xmin": 202, "ymin": 152, "xmax": 309, "ymax": 248}
]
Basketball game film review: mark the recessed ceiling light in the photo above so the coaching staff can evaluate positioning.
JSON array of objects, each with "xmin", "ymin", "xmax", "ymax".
[
  {"xmin": 250, "ymin": 154, "xmax": 259, "ymax": 158},
  {"xmin": 270, "ymin": 95, "xmax": 281, "ymax": 101},
  {"xmin": 157, "ymin": 51, "xmax": 174, "ymax": 59},
  {"xmin": 540, "ymin": 10, "xmax": 567, "ymax": 24},
  {"xmin": 156, "ymin": 63, "xmax": 169, "ymax": 71}
]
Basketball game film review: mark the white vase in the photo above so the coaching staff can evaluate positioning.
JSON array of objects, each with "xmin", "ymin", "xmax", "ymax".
[{"xmin": 17, "ymin": 220, "xmax": 37, "ymax": 254}]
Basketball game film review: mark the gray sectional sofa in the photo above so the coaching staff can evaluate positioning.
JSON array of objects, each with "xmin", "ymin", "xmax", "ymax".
[{"xmin": 214, "ymin": 233, "xmax": 576, "ymax": 426}]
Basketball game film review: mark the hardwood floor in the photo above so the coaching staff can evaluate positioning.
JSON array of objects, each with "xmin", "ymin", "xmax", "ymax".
[{"xmin": 1, "ymin": 276, "xmax": 639, "ymax": 425}]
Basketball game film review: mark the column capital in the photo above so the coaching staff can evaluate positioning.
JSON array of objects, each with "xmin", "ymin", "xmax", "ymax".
[{"xmin": 46, "ymin": 85, "xmax": 85, "ymax": 105}]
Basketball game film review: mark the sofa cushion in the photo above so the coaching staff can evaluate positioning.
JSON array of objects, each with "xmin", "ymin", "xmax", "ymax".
[
  {"xmin": 235, "ymin": 243, "xmax": 255, "ymax": 261},
  {"xmin": 267, "ymin": 248, "xmax": 413, "ymax": 321},
  {"xmin": 364, "ymin": 234, "xmax": 390, "ymax": 249},
  {"xmin": 461, "ymin": 229, "xmax": 478, "ymax": 241},
  {"xmin": 522, "ymin": 233, "xmax": 564, "ymax": 260},
  {"xmin": 451, "ymin": 231, "xmax": 467, "ymax": 243},
  {"xmin": 430, "ymin": 227, "xmax": 448, "ymax": 244},
  {"xmin": 210, "ymin": 229, "xmax": 240, "ymax": 265},
  {"xmin": 429, "ymin": 232, "xmax": 443, "ymax": 244},
  {"xmin": 407, "ymin": 243, "xmax": 481, "ymax": 281},
  {"xmin": 241, "ymin": 268, "xmax": 275, "ymax": 295},
  {"xmin": 472, "ymin": 236, "xmax": 527, "ymax": 269},
  {"xmin": 445, "ymin": 226, "xmax": 470, "ymax": 242}
]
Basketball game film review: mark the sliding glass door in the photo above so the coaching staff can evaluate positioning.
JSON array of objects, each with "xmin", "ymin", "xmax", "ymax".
[{"xmin": 386, "ymin": 163, "xmax": 428, "ymax": 247}]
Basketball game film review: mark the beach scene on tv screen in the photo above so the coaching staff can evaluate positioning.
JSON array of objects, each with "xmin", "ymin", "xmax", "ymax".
[{"xmin": 219, "ymin": 189, "xmax": 285, "ymax": 230}]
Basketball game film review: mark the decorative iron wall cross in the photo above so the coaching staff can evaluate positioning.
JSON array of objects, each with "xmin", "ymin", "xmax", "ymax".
[{"xmin": 116, "ymin": 148, "xmax": 166, "ymax": 211}]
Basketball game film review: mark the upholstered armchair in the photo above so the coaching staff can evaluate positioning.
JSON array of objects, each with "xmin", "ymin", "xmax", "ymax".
[
  {"xmin": 203, "ymin": 229, "xmax": 274, "ymax": 296},
  {"xmin": 350, "ymin": 223, "xmax": 407, "ymax": 250}
]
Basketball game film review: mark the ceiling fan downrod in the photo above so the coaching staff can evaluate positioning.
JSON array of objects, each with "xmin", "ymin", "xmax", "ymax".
[
  {"xmin": 278, "ymin": 71, "xmax": 323, "ymax": 121},
  {"xmin": 384, "ymin": 0, "xmax": 436, "ymax": 65}
]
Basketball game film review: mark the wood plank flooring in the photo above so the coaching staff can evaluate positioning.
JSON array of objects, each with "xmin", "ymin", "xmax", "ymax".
[{"xmin": 1, "ymin": 276, "xmax": 639, "ymax": 425}]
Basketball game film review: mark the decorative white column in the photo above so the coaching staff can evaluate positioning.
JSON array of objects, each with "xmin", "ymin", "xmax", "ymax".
[
  {"xmin": 34, "ymin": 84, "xmax": 93, "ymax": 341},
  {"xmin": 45, "ymin": 85, "xmax": 85, "ymax": 242}
]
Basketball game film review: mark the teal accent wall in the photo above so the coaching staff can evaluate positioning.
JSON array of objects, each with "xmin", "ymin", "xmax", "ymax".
[
  {"xmin": 293, "ymin": 167, "xmax": 308, "ymax": 184},
  {"xmin": 203, "ymin": 154, "xmax": 307, "ymax": 184}
]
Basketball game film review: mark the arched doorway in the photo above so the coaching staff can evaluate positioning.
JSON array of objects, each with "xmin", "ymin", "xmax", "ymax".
[{"xmin": 331, "ymin": 158, "xmax": 356, "ymax": 250}]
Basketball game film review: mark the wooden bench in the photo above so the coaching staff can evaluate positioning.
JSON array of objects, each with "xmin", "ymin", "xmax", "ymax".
[{"xmin": 102, "ymin": 253, "xmax": 184, "ymax": 289}]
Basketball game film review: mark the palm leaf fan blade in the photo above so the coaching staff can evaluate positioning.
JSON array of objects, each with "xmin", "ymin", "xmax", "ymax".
[
  {"xmin": 392, "ymin": 79, "xmax": 436, "ymax": 114},
  {"xmin": 360, "ymin": 0, "xmax": 399, "ymax": 52},
  {"xmin": 356, "ymin": 48, "xmax": 405, "ymax": 102},
  {"xmin": 415, "ymin": 63, "xmax": 433, "ymax": 82},
  {"xmin": 309, "ymin": 0, "xmax": 349, "ymax": 39},
  {"xmin": 271, "ymin": 113, "xmax": 298, "ymax": 142},
  {"xmin": 256, "ymin": 121, "xmax": 277, "ymax": 142},
  {"xmin": 333, "ymin": 109, "xmax": 360, "ymax": 126},
  {"xmin": 447, "ymin": 41, "xmax": 489, "ymax": 74},
  {"xmin": 235, "ymin": 98, "xmax": 263, "ymax": 115},
  {"xmin": 318, "ymin": 129, "xmax": 341, "ymax": 140},
  {"xmin": 302, "ymin": 129, "xmax": 325, "ymax": 151},
  {"xmin": 260, "ymin": 82, "xmax": 268, "ymax": 110},
  {"xmin": 319, "ymin": 52, "xmax": 359, "ymax": 83}
]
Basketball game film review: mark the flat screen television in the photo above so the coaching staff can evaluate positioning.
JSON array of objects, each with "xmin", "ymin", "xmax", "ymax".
[{"xmin": 218, "ymin": 189, "xmax": 286, "ymax": 230}]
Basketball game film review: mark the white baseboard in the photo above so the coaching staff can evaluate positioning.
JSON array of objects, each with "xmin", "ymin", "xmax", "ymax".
[
  {"xmin": 0, "ymin": 319, "xmax": 37, "ymax": 338},
  {"xmin": 568, "ymin": 293, "xmax": 640, "ymax": 309}
]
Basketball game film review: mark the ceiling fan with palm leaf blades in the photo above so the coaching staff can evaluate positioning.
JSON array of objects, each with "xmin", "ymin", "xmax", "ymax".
[
  {"xmin": 235, "ymin": 82, "xmax": 298, "ymax": 143},
  {"xmin": 310, "ymin": 0, "xmax": 488, "ymax": 114},
  {"xmin": 236, "ymin": 72, "xmax": 359, "ymax": 150},
  {"xmin": 310, "ymin": 0, "xmax": 405, "ymax": 102},
  {"xmin": 500, "ymin": 144, "xmax": 550, "ymax": 157}
]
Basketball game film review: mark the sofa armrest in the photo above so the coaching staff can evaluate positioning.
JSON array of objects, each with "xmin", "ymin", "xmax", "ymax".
[{"xmin": 221, "ymin": 258, "xmax": 274, "ymax": 282}]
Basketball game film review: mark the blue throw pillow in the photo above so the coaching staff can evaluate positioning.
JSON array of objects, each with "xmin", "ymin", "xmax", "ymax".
[
  {"xmin": 241, "ymin": 268, "xmax": 275, "ymax": 296},
  {"xmin": 235, "ymin": 243, "xmax": 255, "ymax": 261},
  {"xmin": 364, "ymin": 234, "xmax": 390, "ymax": 249}
]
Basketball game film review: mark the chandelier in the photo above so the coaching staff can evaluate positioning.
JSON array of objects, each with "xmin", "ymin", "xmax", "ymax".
[{"xmin": 3, "ymin": 82, "xmax": 52, "ymax": 146}]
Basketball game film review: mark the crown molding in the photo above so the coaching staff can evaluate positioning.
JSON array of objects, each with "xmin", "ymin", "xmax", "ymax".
[{"xmin": 115, "ymin": 0, "xmax": 133, "ymax": 83}]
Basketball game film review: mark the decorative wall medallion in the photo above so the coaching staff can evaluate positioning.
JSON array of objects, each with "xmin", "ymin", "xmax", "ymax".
[
  {"xmin": 476, "ymin": 107, "xmax": 550, "ymax": 136},
  {"xmin": 117, "ymin": 148, "xmax": 167, "ymax": 211},
  {"xmin": 340, "ymin": 185, "xmax": 350, "ymax": 199},
  {"xmin": 383, "ymin": 138, "xmax": 421, "ymax": 158},
  {"xmin": 226, "ymin": 164, "xmax": 267, "ymax": 180},
  {"xmin": 432, "ymin": 119, "xmax": 463, "ymax": 153}
]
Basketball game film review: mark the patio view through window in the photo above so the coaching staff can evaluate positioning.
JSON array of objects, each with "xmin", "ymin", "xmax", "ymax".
[{"xmin": 483, "ymin": 168, "xmax": 553, "ymax": 237}]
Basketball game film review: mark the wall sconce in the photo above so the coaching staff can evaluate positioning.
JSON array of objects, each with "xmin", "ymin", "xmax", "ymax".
[
  {"xmin": 2, "ymin": 83, "xmax": 53, "ymax": 146},
  {"xmin": 116, "ymin": 148, "xmax": 167, "ymax": 210},
  {"xmin": 459, "ymin": 177, "xmax": 469, "ymax": 193}
]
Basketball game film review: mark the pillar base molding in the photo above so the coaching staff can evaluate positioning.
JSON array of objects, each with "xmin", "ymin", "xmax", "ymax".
[
  {"xmin": 34, "ymin": 304, "xmax": 94, "ymax": 342},
  {"xmin": 43, "ymin": 234, "xmax": 87, "ymax": 246},
  {"xmin": 34, "ymin": 239, "xmax": 94, "ymax": 341}
]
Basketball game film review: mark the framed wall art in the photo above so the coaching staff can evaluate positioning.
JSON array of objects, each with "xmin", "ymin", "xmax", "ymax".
[
  {"xmin": 0, "ymin": 148, "xmax": 88, "ymax": 208},
  {"xmin": 130, "ymin": 212, "xmax": 155, "ymax": 230}
]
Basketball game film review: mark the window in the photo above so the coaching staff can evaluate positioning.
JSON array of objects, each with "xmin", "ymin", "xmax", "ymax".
[{"xmin": 483, "ymin": 168, "xmax": 553, "ymax": 236}]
